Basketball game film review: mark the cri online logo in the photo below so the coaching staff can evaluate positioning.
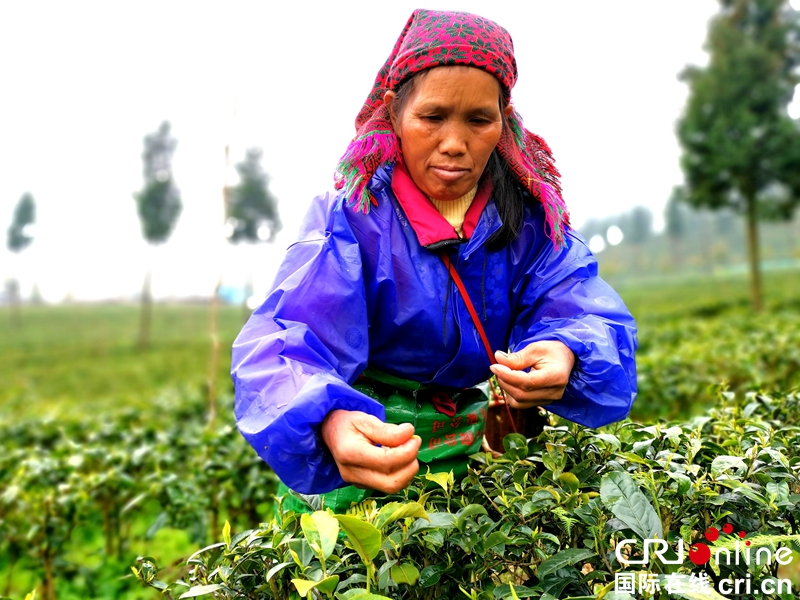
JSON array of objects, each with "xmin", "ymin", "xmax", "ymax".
[
  {"xmin": 689, "ymin": 523, "xmax": 747, "ymax": 565},
  {"xmin": 616, "ymin": 522, "xmax": 794, "ymax": 567}
]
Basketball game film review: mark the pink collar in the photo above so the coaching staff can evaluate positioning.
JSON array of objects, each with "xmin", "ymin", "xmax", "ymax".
[{"xmin": 390, "ymin": 162, "xmax": 492, "ymax": 248}]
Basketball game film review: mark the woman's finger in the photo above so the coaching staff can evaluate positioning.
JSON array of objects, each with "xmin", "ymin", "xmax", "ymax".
[
  {"xmin": 494, "ymin": 376, "xmax": 562, "ymax": 405},
  {"xmin": 341, "ymin": 456, "xmax": 421, "ymax": 494},
  {"xmin": 490, "ymin": 362, "xmax": 567, "ymax": 393},
  {"xmin": 337, "ymin": 433, "xmax": 422, "ymax": 475}
]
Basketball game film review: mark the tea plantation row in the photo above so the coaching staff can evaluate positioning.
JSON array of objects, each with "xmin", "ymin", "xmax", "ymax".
[
  {"xmin": 136, "ymin": 390, "xmax": 800, "ymax": 599},
  {"xmin": 2, "ymin": 272, "xmax": 799, "ymax": 599}
]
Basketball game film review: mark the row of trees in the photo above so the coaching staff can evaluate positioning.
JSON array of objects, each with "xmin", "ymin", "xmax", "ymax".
[
  {"xmin": 6, "ymin": 0, "xmax": 800, "ymax": 315},
  {"xmin": 4, "ymin": 122, "xmax": 282, "ymax": 330},
  {"xmin": 580, "ymin": 201, "xmax": 800, "ymax": 278}
]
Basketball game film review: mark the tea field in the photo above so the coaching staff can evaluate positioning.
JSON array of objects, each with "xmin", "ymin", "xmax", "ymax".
[{"xmin": 1, "ymin": 269, "xmax": 799, "ymax": 599}]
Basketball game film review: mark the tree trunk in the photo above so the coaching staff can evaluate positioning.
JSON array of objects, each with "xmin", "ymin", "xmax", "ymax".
[
  {"xmin": 102, "ymin": 504, "xmax": 114, "ymax": 557},
  {"xmin": 4, "ymin": 543, "xmax": 19, "ymax": 595},
  {"xmin": 7, "ymin": 278, "xmax": 22, "ymax": 327},
  {"xmin": 241, "ymin": 272, "xmax": 253, "ymax": 323},
  {"xmin": 744, "ymin": 193, "xmax": 764, "ymax": 312},
  {"xmin": 207, "ymin": 278, "xmax": 221, "ymax": 426},
  {"xmin": 43, "ymin": 551, "xmax": 55, "ymax": 600},
  {"xmin": 669, "ymin": 236, "xmax": 683, "ymax": 271},
  {"xmin": 138, "ymin": 271, "xmax": 153, "ymax": 350}
]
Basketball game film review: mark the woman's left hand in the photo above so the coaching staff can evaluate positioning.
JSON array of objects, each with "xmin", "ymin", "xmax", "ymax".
[{"xmin": 489, "ymin": 341, "xmax": 575, "ymax": 408}]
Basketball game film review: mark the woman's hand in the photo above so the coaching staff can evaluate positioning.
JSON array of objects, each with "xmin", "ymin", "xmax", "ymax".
[
  {"xmin": 489, "ymin": 341, "xmax": 575, "ymax": 408},
  {"xmin": 321, "ymin": 410, "xmax": 422, "ymax": 494}
]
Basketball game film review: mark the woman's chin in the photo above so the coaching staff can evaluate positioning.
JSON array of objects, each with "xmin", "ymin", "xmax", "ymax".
[{"xmin": 423, "ymin": 180, "xmax": 476, "ymax": 201}]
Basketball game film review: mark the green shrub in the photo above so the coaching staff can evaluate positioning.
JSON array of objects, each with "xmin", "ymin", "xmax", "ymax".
[
  {"xmin": 633, "ymin": 310, "xmax": 800, "ymax": 421},
  {"xmin": 0, "ymin": 390, "xmax": 277, "ymax": 600},
  {"xmin": 134, "ymin": 390, "xmax": 800, "ymax": 600}
]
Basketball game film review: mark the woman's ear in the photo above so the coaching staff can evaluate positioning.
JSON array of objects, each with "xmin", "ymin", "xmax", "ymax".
[
  {"xmin": 384, "ymin": 90, "xmax": 398, "ymax": 127},
  {"xmin": 504, "ymin": 103, "xmax": 513, "ymax": 118}
]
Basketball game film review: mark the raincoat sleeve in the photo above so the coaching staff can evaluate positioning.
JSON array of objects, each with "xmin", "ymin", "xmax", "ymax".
[
  {"xmin": 509, "ymin": 228, "xmax": 638, "ymax": 428},
  {"xmin": 231, "ymin": 191, "xmax": 384, "ymax": 494}
]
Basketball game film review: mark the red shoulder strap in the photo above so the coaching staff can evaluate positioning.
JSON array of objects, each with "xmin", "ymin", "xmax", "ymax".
[{"xmin": 440, "ymin": 252, "xmax": 517, "ymax": 434}]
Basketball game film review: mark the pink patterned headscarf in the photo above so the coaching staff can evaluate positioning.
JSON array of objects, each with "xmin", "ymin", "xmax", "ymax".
[{"xmin": 335, "ymin": 9, "xmax": 569, "ymax": 247}]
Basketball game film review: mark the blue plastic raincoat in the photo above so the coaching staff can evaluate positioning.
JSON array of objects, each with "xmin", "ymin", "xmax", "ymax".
[{"xmin": 232, "ymin": 164, "xmax": 637, "ymax": 494}]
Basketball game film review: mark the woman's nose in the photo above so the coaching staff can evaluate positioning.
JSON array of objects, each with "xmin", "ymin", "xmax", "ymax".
[{"xmin": 437, "ymin": 123, "xmax": 468, "ymax": 155}]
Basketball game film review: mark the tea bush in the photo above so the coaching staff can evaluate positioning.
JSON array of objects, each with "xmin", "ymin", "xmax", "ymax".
[
  {"xmin": 0, "ymin": 390, "xmax": 277, "ymax": 600},
  {"xmin": 634, "ymin": 309, "xmax": 800, "ymax": 420},
  {"xmin": 133, "ymin": 390, "xmax": 800, "ymax": 600}
]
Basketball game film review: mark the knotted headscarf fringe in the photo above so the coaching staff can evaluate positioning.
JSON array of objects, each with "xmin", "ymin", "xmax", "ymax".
[
  {"xmin": 500, "ymin": 108, "xmax": 569, "ymax": 247},
  {"xmin": 334, "ymin": 106, "xmax": 399, "ymax": 213}
]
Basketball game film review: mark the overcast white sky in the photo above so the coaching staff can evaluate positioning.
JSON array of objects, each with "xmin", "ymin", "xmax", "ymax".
[{"xmin": 3, "ymin": 0, "xmax": 787, "ymax": 302}]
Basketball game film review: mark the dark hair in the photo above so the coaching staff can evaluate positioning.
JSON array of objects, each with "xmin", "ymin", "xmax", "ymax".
[{"xmin": 390, "ymin": 71, "xmax": 527, "ymax": 249}]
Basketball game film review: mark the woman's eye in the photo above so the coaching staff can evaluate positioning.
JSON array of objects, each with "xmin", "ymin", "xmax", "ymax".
[{"xmin": 422, "ymin": 115, "xmax": 443, "ymax": 122}]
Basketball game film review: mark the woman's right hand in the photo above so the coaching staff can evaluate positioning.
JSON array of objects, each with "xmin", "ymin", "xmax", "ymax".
[{"xmin": 321, "ymin": 410, "xmax": 421, "ymax": 494}]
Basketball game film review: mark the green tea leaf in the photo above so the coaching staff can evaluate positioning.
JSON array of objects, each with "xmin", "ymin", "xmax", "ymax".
[
  {"xmin": 334, "ymin": 515, "xmax": 382, "ymax": 564},
  {"xmin": 484, "ymin": 531, "xmax": 514, "ymax": 550},
  {"xmin": 292, "ymin": 576, "xmax": 339, "ymax": 597},
  {"xmin": 424, "ymin": 470, "xmax": 452, "ymax": 492},
  {"xmin": 179, "ymin": 584, "xmax": 224, "ymax": 599},
  {"xmin": 455, "ymin": 504, "xmax": 488, "ymax": 532},
  {"xmin": 591, "ymin": 433, "xmax": 621, "ymax": 451},
  {"xmin": 537, "ymin": 548, "xmax": 595, "ymax": 578},
  {"xmin": 558, "ymin": 472, "xmax": 580, "ymax": 494},
  {"xmin": 503, "ymin": 433, "xmax": 528, "ymax": 453},
  {"xmin": 265, "ymin": 561, "xmax": 294, "ymax": 581},
  {"xmin": 292, "ymin": 578, "xmax": 316, "ymax": 597},
  {"xmin": 222, "ymin": 520, "xmax": 231, "ymax": 548},
  {"xmin": 716, "ymin": 480, "xmax": 767, "ymax": 505},
  {"xmin": 419, "ymin": 563, "xmax": 448, "ymax": 587},
  {"xmin": 492, "ymin": 584, "xmax": 540, "ymax": 598},
  {"xmin": 316, "ymin": 575, "xmax": 340, "ymax": 595},
  {"xmin": 374, "ymin": 501, "xmax": 429, "ymax": 530},
  {"xmin": 710, "ymin": 455, "xmax": 747, "ymax": 478},
  {"xmin": 301, "ymin": 511, "xmax": 339, "ymax": 560},
  {"xmin": 407, "ymin": 511, "xmax": 456, "ymax": 536},
  {"xmin": 600, "ymin": 471, "xmax": 663, "ymax": 540},
  {"xmin": 337, "ymin": 593, "xmax": 393, "ymax": 600},
  {"xmin": 390, "ymin": 562, "xmax": 420, "ymax": 585}
]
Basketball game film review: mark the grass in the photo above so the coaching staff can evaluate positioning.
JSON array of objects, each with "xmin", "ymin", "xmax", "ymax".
[
  {"xmin": 0, "ymin": 302, "xmax": 246, "ymax": 420},
  {"xmin": 1, "ymin": 268, "xmax": 798, "ymax": 421},
  {"xmin": 612, "ymin": 266, "xmax": 800, "ymax": 322}
]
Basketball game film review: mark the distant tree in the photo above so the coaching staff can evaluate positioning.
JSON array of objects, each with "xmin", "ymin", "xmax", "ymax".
[
  {"xmin": 577, "ymin": 217, "xmax": 610, "ymax": 243},
  {"xmin": 133, "ymin": 121, "xmax": 182, "ymax": 349},
  {"xmin": 7, "ymin": 192, "xmax": 36, "ymax": 253},
  {"xmin": 622, "ymin": 206, "xmax": 654, "ymax": 246},
  {"xmin": 225, "ymin": 147, "xmax": 282, "ymax": 321},
  {"xmin": 677, "ymin": 0, "xmax": 800, "ymax": 310},
  {"xmin": 665, "ymin": 187, "xmax": 688, "ymax": 269},
  {"xmin": 615, "ymin": 206, "xmax": 653, "ymax": 271},
  {"xmin": 205, "ymin": 147, "xmax": 281, "ymax": 424},
  {"xmin": 6, "ymin": 192, "xmax": 36, "ymax": 320},
  {"xmin": 226, "ymin": 148, "xmax": 282, "ymax": 245},
  {"xmin": 665, "ymin": 187, "xmax": 687, "ymax": 241}
]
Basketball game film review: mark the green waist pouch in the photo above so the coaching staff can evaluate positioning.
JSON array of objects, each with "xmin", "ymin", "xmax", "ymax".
[{"xmin": 278, "ymin": 368, "xmax": 489, "ymax": 514}]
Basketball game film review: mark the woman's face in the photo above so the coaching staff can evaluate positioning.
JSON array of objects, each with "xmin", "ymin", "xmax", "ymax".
[{"xmin": 385, "ymin": 66, "xmax": 508, "ymax": 201}]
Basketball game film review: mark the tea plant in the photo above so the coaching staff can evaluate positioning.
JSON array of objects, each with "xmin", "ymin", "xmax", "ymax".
[{"xmin": 134, "ymin": 390, "xmax": 800, "ymax": 600}]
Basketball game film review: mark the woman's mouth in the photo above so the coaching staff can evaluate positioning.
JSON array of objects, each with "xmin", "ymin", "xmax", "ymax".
[{"xmin": 430, "ymin": 166, "xmax": 469, "ymax": 182}]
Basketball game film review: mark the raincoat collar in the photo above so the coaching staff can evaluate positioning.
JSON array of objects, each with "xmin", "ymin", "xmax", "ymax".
[{"xmin": 387, "ymin": 162, "xmax": 493, "ymax": 249}]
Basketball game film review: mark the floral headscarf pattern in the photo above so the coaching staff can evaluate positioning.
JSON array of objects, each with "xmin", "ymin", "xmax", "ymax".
[{"xmin": 335, "ymin": 9, "xmax": 569, "ymax": 247}]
